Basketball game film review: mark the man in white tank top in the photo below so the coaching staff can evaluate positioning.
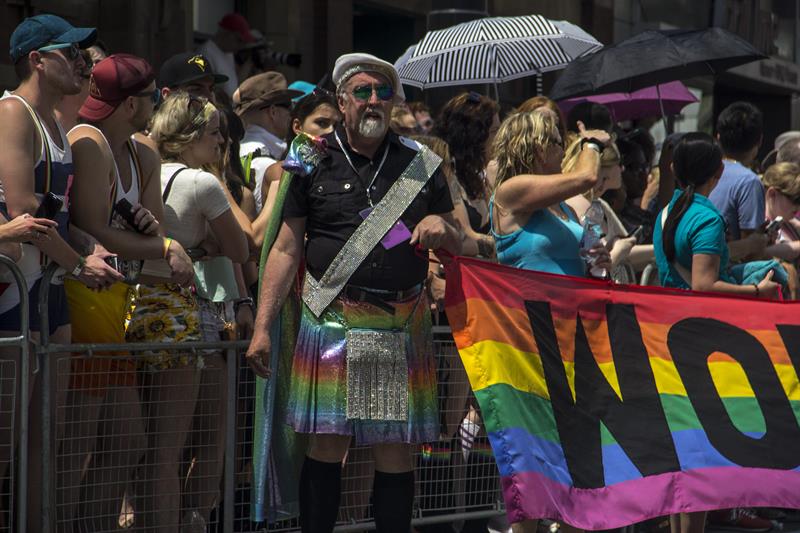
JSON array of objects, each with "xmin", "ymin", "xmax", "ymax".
[
  {"xmin": 63, "ymin": 54, "xmax": 194, "ymax": 530},
  {"xmin": 0, "ymin": 14, "xmax": 124, "ymax": 532}
]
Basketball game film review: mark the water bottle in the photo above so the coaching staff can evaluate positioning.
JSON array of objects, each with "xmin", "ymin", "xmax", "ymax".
[{"xmin": 579, "ymin": 200, "xmax": 608, "ymax": 279}]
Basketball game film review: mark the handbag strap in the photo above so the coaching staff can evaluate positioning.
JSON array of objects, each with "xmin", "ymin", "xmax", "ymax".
[
  {"xmin": 162, "ymin": 167, "xmax": 188, "ymax": 204},
  {"xmin": 302, "ymin": 145, "xmax": 442, "ymax": 317}
]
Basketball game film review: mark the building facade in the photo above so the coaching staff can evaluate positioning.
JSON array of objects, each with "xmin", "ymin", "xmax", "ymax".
[{"xmin": 1, "ymin": 0, "xmax": 797, "ymax": 146}]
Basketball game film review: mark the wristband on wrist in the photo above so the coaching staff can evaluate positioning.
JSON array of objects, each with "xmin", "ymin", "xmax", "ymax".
[
  {"xmin": 71, "ymin": 256, "xmax": 86, "ymax": 277},
  {"xmin": 581, "ymin": 137, "xmax": 605, "ymax": 153},
  {"xmin": 234, "ymin": 297, "xmax": 255, "ymax": 312},
  {"xmin": 162, "ymin": 237, "xmax": 173, "ymax": 259},
  {"xmin": 753, "ymin": 283, "xmax": 760, "ymax": 298}
]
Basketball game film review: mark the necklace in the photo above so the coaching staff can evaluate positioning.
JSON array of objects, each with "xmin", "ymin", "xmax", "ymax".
[{"xmin": 335, "ymin": 130, "xmax": 389, "ymax": 207}]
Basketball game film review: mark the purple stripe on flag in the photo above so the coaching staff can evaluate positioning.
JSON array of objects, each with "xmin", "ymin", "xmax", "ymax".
[{"xmin": 502, "ymin": 467, "xmax": 800, "ymax": 530}]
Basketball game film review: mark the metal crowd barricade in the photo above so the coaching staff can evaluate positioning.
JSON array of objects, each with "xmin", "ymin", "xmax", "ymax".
[
  {"xmin": 238, "ymin": 325, "xmax": 505, "ymax": 533},
  {"xmin": 36, "ymin": 264, "xmax": 249, "ymax": 533},
  {"xmin": 35, "ymin": 261, "xmax": 505, "ymax": 532},
  {"xmin": 0, "ymin": 255, "xmax": 30, "ymax": 533}
]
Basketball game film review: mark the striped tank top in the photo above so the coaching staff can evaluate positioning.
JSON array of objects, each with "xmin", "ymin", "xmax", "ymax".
[{"xmin": 0, "ymin": 93, "xmax": 74, "ymax": 313}]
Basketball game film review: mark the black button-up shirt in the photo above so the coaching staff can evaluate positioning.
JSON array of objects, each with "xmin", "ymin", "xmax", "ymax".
[{"xmin": 283, "ymin": 126, "xmax": 453, "ymax": 291}]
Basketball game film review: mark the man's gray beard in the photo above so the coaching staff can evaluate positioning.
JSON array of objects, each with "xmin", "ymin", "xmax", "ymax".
[{"xmin": 358, "ymin": 116, "xmax": 387, "ymax": 138}]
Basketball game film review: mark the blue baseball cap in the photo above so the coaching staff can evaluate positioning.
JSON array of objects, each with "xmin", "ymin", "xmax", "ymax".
[
  {"xmin": 289, "ymin": 80, "xmax": 316, "ymax": 102},
  {"xmin": 10, "ymin": 14, "xmax": 96, "ymax": 63}
]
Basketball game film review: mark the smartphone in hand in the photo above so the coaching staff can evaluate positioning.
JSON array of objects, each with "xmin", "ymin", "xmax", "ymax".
[
  {"xmin": 626, "ymin": 225, "xmax": 644, "ymax": 244},
  {"xmin": 34, "ymin": 192, "xmax": 63, "ymax": 220},
  {"xmin": 765, "ymin": 216, "xmax": 784, "ymax": 234},
  {"xmin": 113, "ymin": 199, "xmax": 146, "ymax": 233}
]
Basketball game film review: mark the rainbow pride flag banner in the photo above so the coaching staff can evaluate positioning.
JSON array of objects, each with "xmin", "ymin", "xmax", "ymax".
[{"xmin": 444, "ymin": 257, "xmax": 800, "ymax": 529}]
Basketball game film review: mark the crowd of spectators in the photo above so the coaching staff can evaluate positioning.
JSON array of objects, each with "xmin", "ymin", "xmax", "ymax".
[{"xmin": 0, "ymin": 10, "xmax": 798, "ymax": 533}]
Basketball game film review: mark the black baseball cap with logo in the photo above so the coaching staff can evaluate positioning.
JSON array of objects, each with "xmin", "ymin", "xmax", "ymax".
[{"xmin": 157, "ymin": 52, "xmax": 228, "ymax": 89}]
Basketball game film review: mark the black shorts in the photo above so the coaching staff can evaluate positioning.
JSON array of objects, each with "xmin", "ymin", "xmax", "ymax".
[{"xmin": 0, "ymin": 278, "xmax": 70, "ymax": 335}]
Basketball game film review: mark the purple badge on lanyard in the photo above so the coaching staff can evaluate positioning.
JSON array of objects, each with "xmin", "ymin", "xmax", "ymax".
[{"xmin": 359, "ymin": 207, "xmax": 413, "ymax": 249}]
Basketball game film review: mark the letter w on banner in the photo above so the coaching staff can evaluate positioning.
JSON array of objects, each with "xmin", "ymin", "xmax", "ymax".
[{"xmin": 444, "ymin": 257, "xmax": 800, "ymax": 530}]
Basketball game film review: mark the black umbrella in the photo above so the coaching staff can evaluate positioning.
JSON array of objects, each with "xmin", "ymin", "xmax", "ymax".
[{"xmin": 549, "ymin": 27, "xmax": 766, "ymax": 101}]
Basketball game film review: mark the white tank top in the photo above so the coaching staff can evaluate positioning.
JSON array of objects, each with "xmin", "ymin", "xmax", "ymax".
[
  {"xmin": 68, "ymin": 124, "xmax": 143, "ymax": 281},
  {"xmin": 69, "ymin": 124, "xmax": 141, "ymax": 211},
  {"xmin": 0, "ymin": 93, "xmax": 73, "ymax": 315}
]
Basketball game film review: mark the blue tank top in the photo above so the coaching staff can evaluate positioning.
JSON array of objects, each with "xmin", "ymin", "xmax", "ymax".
[{"xmin": 491, "ymin": 198, "xmax": 586, "ymax": 276}]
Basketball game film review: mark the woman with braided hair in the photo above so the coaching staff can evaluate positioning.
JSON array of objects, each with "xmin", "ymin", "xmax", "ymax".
[{"xmin": 653, "ymin": 132, "xmax": 780, "ymax": 299}]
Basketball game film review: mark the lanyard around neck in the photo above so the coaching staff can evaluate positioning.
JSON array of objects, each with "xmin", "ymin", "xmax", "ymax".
[{"xmin": 335, "ymin": 130, "xmax": 390, "ymax": 207}]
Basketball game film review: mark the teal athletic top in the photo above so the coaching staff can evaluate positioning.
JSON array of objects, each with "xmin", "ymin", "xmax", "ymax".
[
  {"xmin": 653, "ymin": 189, "xmax": 732, "ymax": 289},
  {"xmin": 491, "ymin": 198, "xmax": 586, "ymax": 276}
]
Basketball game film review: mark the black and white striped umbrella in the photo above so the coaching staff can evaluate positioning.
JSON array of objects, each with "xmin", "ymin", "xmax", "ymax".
[{"xmin": 397, "ymin": 15, "xmax": 602, "ymax": 89}]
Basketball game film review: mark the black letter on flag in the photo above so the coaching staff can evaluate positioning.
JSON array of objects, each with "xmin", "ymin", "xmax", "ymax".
[
  {"xmin": 526, "ymin": 301, "xmax": 680, "ymax": 489},
  {"xmin": 669, "ymin": 318, "xmax": 800, "ymax": 469}
]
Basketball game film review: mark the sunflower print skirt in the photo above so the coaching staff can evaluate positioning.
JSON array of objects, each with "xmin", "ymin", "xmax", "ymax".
[{"xmin": 125, "ymin": 284, "xmax": 204, "ymax": 371}]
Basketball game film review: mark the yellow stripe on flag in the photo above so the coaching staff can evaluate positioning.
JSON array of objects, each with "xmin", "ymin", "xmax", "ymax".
[{"xmin": 460, "ymin": 340, "xmax": 550, "ymax": 398}]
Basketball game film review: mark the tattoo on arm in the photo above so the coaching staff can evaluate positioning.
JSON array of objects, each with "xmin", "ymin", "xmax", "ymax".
[{"xmin": 68, "ymin": 225, "xmax": 99, "ymax": 255}]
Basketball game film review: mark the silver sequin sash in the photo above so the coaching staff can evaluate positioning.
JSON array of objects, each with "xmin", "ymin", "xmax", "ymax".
[{"xmin": 302, "ymin": 145, "xmax": 442, "ymax": 317}]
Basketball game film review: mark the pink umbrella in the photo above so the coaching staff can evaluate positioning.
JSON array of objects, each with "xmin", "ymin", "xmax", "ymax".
[{"xmin": 558, "ymin": 80, "xmax": 698, "ymax": 122}]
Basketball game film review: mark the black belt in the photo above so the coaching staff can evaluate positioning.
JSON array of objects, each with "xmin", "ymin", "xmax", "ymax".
[{"xmin": 342, "ymin": 284, "xmax": 423, "ymax": 315}]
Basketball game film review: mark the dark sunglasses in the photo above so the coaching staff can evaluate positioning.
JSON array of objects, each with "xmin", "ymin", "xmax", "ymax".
[
  {"xmin": 312, "ymin": 87, "xmax": 334, "ymax": 98},
  {"xmin": 37, "ymin": 42, "xmax": 81, "ymax": 61},
  {"xmin": 183, "ymin": 95, "xmax": 212, "ymax": 129},
  {"xmin": 351, "ymin": 84, "xmax": 393, "ymax": 102},
  {"xmin": 135, "ymin": 88, "xmax": 161, "ymax": 106}
]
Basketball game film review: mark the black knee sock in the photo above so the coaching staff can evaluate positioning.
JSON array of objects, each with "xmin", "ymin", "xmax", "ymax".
[
  {"xmin": 299, "ymin": 456, "xmax": 342, "ymax": 533},
  {"xmin": 373, "ymin": 470, "xmax": 415, "ymax": 533}
]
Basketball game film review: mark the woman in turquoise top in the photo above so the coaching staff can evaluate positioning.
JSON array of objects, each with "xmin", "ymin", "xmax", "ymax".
[
  {"xmin": 653, "ymin": 132, "xmax": 779, "ymax": 533},
  {"xmin": 653, "ymin": 132, "xmax": 779, "ymax": 298},
  {"xmin": 491, "ymin": 110, "xmax": 611, "ymax": 276}
]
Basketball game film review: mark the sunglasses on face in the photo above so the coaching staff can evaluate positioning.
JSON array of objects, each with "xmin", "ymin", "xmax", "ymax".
[
  {"xmin": 312, "ymin": 87, "xmax": 334, "ymax": 98},
  {"xmin": 351, "ymin": 84, "xmax": 393, "ymax": 102},
  {"xmin": 135, "ymin": 88, "xmax": 161, "ymax": 106},
  {"xmin": 37, "ymin": 42, "xmax": 81, "ymax": 61}
]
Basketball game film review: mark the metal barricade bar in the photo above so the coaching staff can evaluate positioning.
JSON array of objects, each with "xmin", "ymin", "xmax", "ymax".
[
  {"xmin": 333, "ymin": 509, "xmax": 506, "ymax": 533},
  {"xmin": 0, "ymin": 254, "xmax": 30, "ymax": 533},
  {"xmin": 35, "ymin": 263, "xmax": 505, "ymax": 533},
  {"xmin": 36, "ymin": 264, "xmax": 248, "ymax": 533}
]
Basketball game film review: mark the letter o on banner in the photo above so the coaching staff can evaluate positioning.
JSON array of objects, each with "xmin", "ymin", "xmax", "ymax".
[{"xmin": 668, "ymin": 317, "xmax": 800, "ymax": 469}]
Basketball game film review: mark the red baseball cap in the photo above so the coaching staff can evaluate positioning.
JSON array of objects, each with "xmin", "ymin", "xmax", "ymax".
[
  {"xmin": 219, "ymin": 13, "xmax": 256, "ymax": 43},
  {"xmin": 79, "ymin": 54, "xmax": 155, "ymax": 122}
]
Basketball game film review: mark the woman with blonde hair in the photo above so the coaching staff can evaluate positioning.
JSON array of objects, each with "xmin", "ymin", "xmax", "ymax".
[
  {"xmin": 516, "ymin": 95, "xmax": 567, "ymax": 147},
  {"xmin": 491, "ymin": 110, "xmax": 611, "ymax": 277},
  {"xmin": 562, "ymin": 138, "xmax": 654, "ymax": 283},
  {"xmin": 761, "ymin": 162, "xmax": 800, "ymax": 297},
  {"xmin": 130, "ymin": 93, "xmax": 248, "ymax": 531},
  {"xmin": 763, "ymin": 162, "xmax": 800, "ymax": 261}
]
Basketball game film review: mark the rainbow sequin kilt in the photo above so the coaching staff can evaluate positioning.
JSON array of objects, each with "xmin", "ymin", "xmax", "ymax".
[{"xmin": 286, "ymin": 290, "xmax": 439, "ymax": 445}]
